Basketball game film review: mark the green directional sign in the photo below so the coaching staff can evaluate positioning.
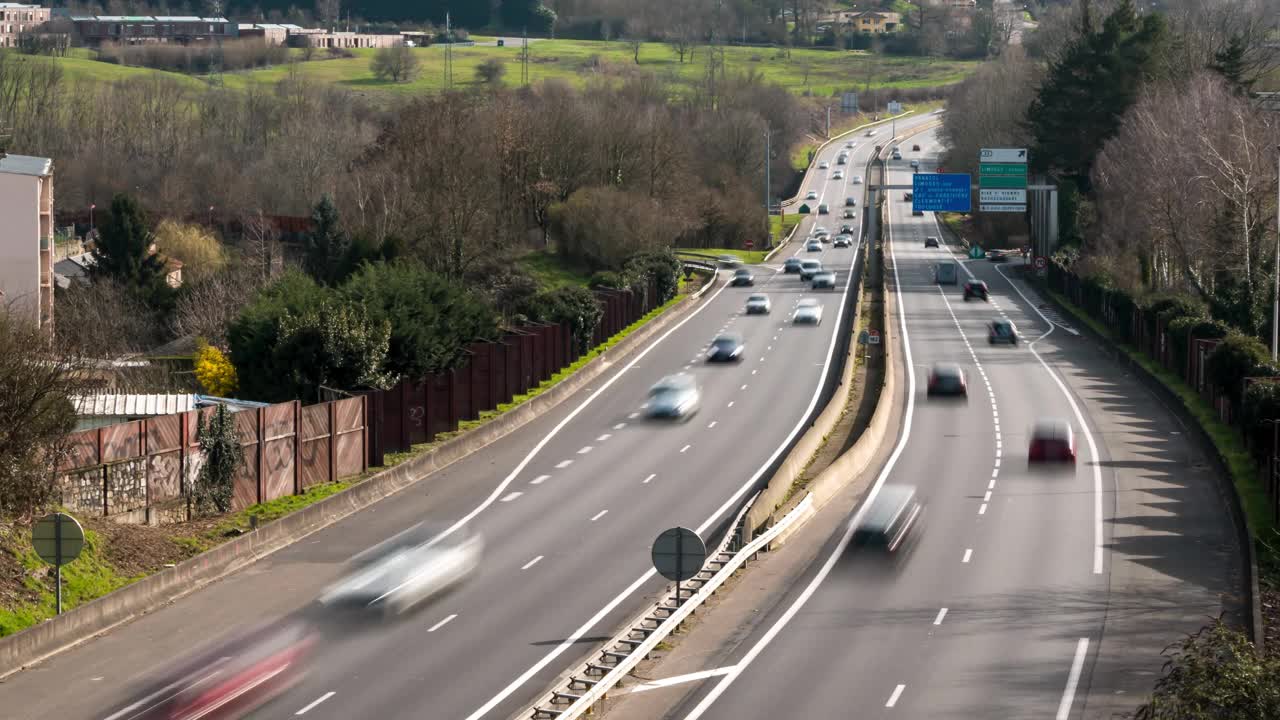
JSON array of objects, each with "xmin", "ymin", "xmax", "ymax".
[
  {"xmin": 979, "ymin": 163, "xmax": 1027, "ymax": 176},
  {"xmin": 979, "ymin": 175, "xmax": 1027, "ymax": 189},
  {"xmin": 969, "ymin": 246, "xmax": 984, "ymax": 259}
]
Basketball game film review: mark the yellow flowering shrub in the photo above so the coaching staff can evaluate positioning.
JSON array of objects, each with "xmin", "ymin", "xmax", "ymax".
[{"xmin": 194, "ymin": 342, "xmax": 238, "ymax": 397}]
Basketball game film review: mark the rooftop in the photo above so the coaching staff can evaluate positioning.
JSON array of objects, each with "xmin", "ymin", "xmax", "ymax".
[
  {"xmin": 0, "ymin": 153, "xmax": 52, "ymax": 178},
  {"xmin": 0, "ymin": 2, "xmax": 43, "ymax": 7}
]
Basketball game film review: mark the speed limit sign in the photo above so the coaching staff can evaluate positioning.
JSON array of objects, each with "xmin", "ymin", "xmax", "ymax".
[{"xmin": 1034, "ymin": 256, "xmax": 1048, "ymax": 270}]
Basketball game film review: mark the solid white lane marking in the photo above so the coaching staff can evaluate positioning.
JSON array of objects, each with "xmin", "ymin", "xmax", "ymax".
[
  {"xmin": 521, "ymin": 556, "xmax": 543, "ymax": 570},
  {"xmin": 708, "ymin": 421, "xmax": 718, "ymax": 428},
  {"xmin": 296, "ymin": 692, "xmax": 336, "ymax": 715},
  {"xmin": 1056, "ymin": 638, "xmax": 1090, "ymax": 720},
  {"xmin": 590, "ymin": 510, "xmax": 609, "ymax": 522},
  {"xmin": 500, "ymin": 492, "xmax": 523, "ymax": 503},
  {"xmin": 530, "ymin": 475, "xmax": 550, "ymax": 485},
  {"xmin": 597, "ymin": 434, "xmax": 612, "ymax": 442},
  {"xmin": 886, "ymin": 684, "xmax": 906, "ymax": 708},
  {"xmin": 933, "ymin": 608, "xmax": 948, "ymax": 626},
  {"xmin": 963, "ymin": 548, "xmax": 973, "ymax": 563},
  {"xmin": 630, "ymin": 666, "xmax": 738, "ymax": 694},
  {"xmin": 577, "ymin": 446, "xmax": 593, "ymax": 455},
  {"xmin": 643, "ymin": 474, "xmax": 656, "ymax": 484},
  {"xmin": 428, "ymin": 614, "xmax": 458, "ymax": 632},
  {"xmin": 614, "ymin": 423, "xmax": 627, "ymax": 430},
  {"xmin": 680, "ymin": 444, "xmax": 692, "ymax": 453},
  {"xmin": 555, "ymin": 460, "xmax": 573, "ymax": 469}
]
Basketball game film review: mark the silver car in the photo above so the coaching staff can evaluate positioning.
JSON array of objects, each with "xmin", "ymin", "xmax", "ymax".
[
  {"xmin": 794, "ymin": 298, "xmax": 824, "ymax": 324},
  {"xmin": 806, "ymin": 239, "xmax": 823, "ymax": 252},
  {"xmin": 811, "ymin": 271, "xmax": 836, "ymax": 290},
  {"xmin": 799, "ymin": 259, "xmax": 822, "ymax": 280},
  {"xmin": 645, "ymin": 373, "xmax": 700, "ymax": 420},
  {"xmin": 319, "ymin": 523, "xmax": 483, "ymax": 617},
  {"xmin": 745, "ymin": 293, "xmax": 772, "ymax": 314}
]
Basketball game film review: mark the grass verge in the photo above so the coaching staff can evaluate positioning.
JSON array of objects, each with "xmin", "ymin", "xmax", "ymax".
[{"xmin": 770, "ymin": 213, "xmax": 803, "ymax": 242}]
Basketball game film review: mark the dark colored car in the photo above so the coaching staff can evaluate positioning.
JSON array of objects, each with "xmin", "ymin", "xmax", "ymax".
[
  {"xmin": 1029, "ymin": 418, "xmax": 1077, "ymax": 463},
  {"xmin": 912, "ymin": 144, "xmax": 921, "ymax": 151},
  {"xmin": 927, "ymin": 363, "xmax": 967, "ymax": 396},
  {"xmin": 845, "ymin": 197, "xmax": 857, "ymax": 207},
  {"xmin": 731, "ymin": 268, "xmax": 754, "ymax": 286},
  {"xmin": 924, "ymin": 236, "xmax": 939, "ymax": 248},
  {"xmin": 818, "ymin": 204, "xmax": 830, "ymax": 215},
  {"xmin": 963, "ymin": 280, "xmax": 989, "ymax": 301},
  {"xmin": 783, "ymin": 257, "xmax": 803, "ymax": 273},
  {"xmin": 903, "ymin": 191, "xmax": 913, "ymax": 201},
  {"xmin": 645, "ymin": 373, "xmax": 700, "ymax": 420},
  {"xmin": 912, "ymin": 209, "xmax": 925, "ymax": 216},
  {"xmin": 707, "ymin": 333, "xmax": 745, "ymax": 363},
  {"xmin": 988, "ymin": 318, "xmax": 1018, "ymax": 345},
  {"xmin": 843, "ymin": 209, "xmax": 856, "ymax": 219},
  {"xmin": 840, "ymin": 224, "xmax": 855, "ymax": 235},
  {"xmin": 987, "ymin": 249, "xmax": 1009, "ymax": 262},
  {"xmin": 852, "ymin": 484, "xmax": 923, "ymax": 554}
]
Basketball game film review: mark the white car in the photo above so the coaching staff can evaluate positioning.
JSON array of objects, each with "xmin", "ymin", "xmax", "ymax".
[
  {"xmin": 832, "ymin": 170, "xmax": 844, "ymax": 180},
  {"xmin": 812, "ymin": 225, "xmax": 829, "ymax": 236},
  {"xmin": 910, "ymin": 159, "xmax": 920, "ymax": 169},
  {"xmin": 819, "ymin": 161, "xmax": 830, "ymax": 169},
  {"xmin": 851, "ymin": 175, "xmax": 863, "ymax": 184},
  {"xmin": 745, "ymin": 294, "xmax": 771, "ymax": 315},
  {"xmin": 805, "ymin": 190, "xmax": 818, "ymax": 200},
  {"xmin": 794, "ymin": 298, "xmax": 824, "ymax": 324},
  {"xmin": 799, "ymin": 259, "xmax": 822, "ymax": 279},
  {"xmin": 806, "ymin": 239, "xmax": 823, "ymax": 252},
  {"xmin": 845, "ymin": 141, "xmax": 856, "ymax": 149},
  {"xmin": 865, "ymin": 129, "xmax": 877, "ymax": 137}
]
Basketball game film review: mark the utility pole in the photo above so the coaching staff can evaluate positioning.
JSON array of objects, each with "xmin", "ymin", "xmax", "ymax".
[
  {"xmin": 522, "ymin": 27, "xmax": 529, "ymax": 85},
  {"xmin": 1273, "ymin": 144, "xmax": 1279, "ymax": 361},
  {"xmin": 826, "ymin": 105, "xmax": 831, "ymax": 138},
  {"xmin": 764, "ymin": 127, "xmax": 771, "ymax": 211},
  {"xmin": 444, "ymin": 12, "xmax": 453, "ymax": 89}
]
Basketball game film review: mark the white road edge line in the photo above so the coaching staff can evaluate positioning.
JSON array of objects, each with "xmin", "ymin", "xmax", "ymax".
[
  {"xmin": 296, "ymin": 691, "xmax": 336, "ymax": 716},
  {"xmin": 629, "ymin": 666, "xmax": 738, "ymax": 694},
  {"xmin": 1056, "ymin": 638, "xmax": 1090, "ymax": 720},
  {"xmin": 682, "ymin": 172, "xmax": 917, "ymax": 720},
  {"xmin": 886, "ymin": 684, "xmax": 906, "ymax": 708},
  {"xmin": 428, "ymin": 614, "xmax": 458, "ymax": 632}
]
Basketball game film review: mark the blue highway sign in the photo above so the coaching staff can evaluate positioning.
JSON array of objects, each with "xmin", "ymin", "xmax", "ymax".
[{"xmin": 912, "ymin": 173, "xmax": 972, "ymax": 213}]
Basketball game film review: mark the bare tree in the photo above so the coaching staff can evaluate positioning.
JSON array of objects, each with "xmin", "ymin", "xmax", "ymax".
[
  {"xmin": 625, "ymin": 19, "xmax": 646, "ymax": 64},
  {"xmin": 314, "ymin": 0, "xmax": 339, "ymax": 27},
  {"xmin": 371, "ymin": 45, "xmax": 420, "ymax": 83},
  {"xmin": 241, "ymin": 210, "xmax": 283, "ymax": 284},
  {"xmin": 170, "ymin": 267, "xmax": 262, "ymax": 349},
  {"xmin": 939, "ymin": 47, "xmax": 1042, "ymax": 174}
]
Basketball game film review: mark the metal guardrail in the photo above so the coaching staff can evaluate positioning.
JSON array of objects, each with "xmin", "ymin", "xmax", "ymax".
[{"xmin": 525, "ymin": 491, "xmax": 815, "ymax": 719}]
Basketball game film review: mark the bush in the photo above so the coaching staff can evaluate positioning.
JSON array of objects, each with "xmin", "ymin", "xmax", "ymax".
[
  {"xmin": 274, "ymin": 300, "xmax": 395, "ymax": 401},
  {"xmin": 227, "ymin": 270, "xmax": 329, "ymax": 402},
  {"xmin": 522, "ymin": 286, "xmax": 603, "ymax": 354},
  {"xmin": 1133, "ymin": 620, "xmax": 1280, "ymax": 719},
  {"xmin": 1149, "ymin": 294, "xmax": 1206, "ymax": 326},
  {"xmin": 1167, "ymin": 316, "xmax": 1229, "ymax": 367},
  {"xmin": 194, "ymin": 341, "xmax": 238, "ymax": 397},
  {"xmin": 588, "ymin": 271, "xmax": 624, "ymax": 289},
  {"xmin": 623, "ymin": 248, "xmax": 681, "ymax": 304},
  {"xmin": 193, "ymin": 403, "xmax": 241, "ymax": 516},
  {"xmin": 475, "ymin": 58, "xmax": 506, "ymax": 85},
  {"xmin": 342, "ymin": 260, "xmax": 500, "ymax": 379},
  {"xmin": 1206, "ymin": 331, "xmax": 1271, "ymax": 405}
]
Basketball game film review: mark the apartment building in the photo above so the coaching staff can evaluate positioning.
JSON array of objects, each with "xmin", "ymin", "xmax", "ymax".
[
  {"xmin": 0, "ymin": 2, "xmax": 51, "ymax": 48},
  {"xmin": 0, "ymin": 153, "xmax": 55, "ymax": 332},
  {"xmin": 70, "ymin": 15, "xmax": 237, "ymax": 45}
]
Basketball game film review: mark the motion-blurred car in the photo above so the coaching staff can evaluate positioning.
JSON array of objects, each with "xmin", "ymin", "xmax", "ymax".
[
  {"xmin": 865, "ymin": 129, "xmax": 877, "ymax": 137},
  {"xmin": 923, "ymin": 236, "xmax": 939, "ymax": 248},
  {"xmin": 927, "ymin": 363, "xmax": 967, "ymax": 396},
  {"xmin": 852, "ymin": 483, "xmax": 922, "ymax": 554},
  {"xmin": 794, "ymin": 298, "xmax": 824, "ymax": 324},
  {"xmin": 731, "ymin": 268, "xmax": 755, "ymax": 286},
  {"xmin": 819, "ymin": 161, "xmax": 830, "ymax": 169},
  {"xmin": 745, "ymin": 293, "xmax": 772, "ymax": 314},
  {"xmin": 851, "ymin": 175, "xmax": 863, "ymax": 184},
  {"xmin": 707, "ymin": 333, "xmax": 745, "ymax": 363},
  {"xmin": 936, "ymin": 261, "xmax": 958, "ymax": 285},
  {"xmin": 717, "ymin": 254, "xmax": 742, "ymax": 268},
  {"xmin": 319, "ymin": 523, "xmax": 483, "ymax": 616},
  {"xmin": 799, "ymin": 259, "xmax": 822, "ymax": 280},
  {"xmin": 904, "ymin": 191, "xmax": 913, "ymax": 201},
  {"xmin": 987, "ymin": 249, "xmax": 1009, "ymax": 262},
  {"xmin": 988, "ymin": 318, "xmax": 1019, "ymax": 345},
  {"xmin": 891, "ymin": 150, "xmax": 902, "ymax": 160},
  {"xmin": 805, "ymin": 190, "xmax": 818, "ymax": 200},
  {"xmin": 843, "ymin": 209, "xmax": 856, "ymax": 219},
  {"xmin": 811, "ymin": 271, "xmax": 836, "ymax": 290},
  {"xmin": 963, "ymin": 280, "xmax": 989, "ymax": 301},
  {"xmin": 644, "ymin": 373, "xmax": 700, "ymax": 420},
  {"xmin": 845, "ymin": 197, "xmax": 857, "ymax": 207},
  {"xmin": 783, "ymin": 257, "xmax": 803, "ymax": 274},
  {"xmin": 812, "ymin": 225, "xmax": 829, "ymax": 236},
  {"xmin": 837, "ymin": 155, "xmax": 848, "ymax": 165},
  {"xmin": 806, "ymin": 239, "xmax": 823, "ymax": 252},
  {"xmin": 910, "ymin": 159, "xmax": 920, "ymax": 169},
  {"xmin": 1029, "ymin": 418, "xmax": 1077, "ymax": 463},
  {"xmin": 103, "ymin": 620, "xmax": 316, "ymax": 720},
  {"xmin": 832, "ymin": 170, "xmax": 844, "ymax": 180},
  {"xmin": 840, "ymin": 224, "xmax": 855, "ymax": 234},
  {"xmin": 817, "ymin": 204, "xmax": 830, "ymax": 215},
  {"xmin": 845, "ymin": 141, "xmax": 856, "ymax": 148},
  {"xmin": 833, "ymin": 235, "xmax": 852, "ymax": 248}
]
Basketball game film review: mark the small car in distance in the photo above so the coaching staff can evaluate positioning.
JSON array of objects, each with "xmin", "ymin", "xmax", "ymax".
[
  {"xmin": 833, "ymin": 235, "xmax": 852, "ymax": 248},
  {"xmin": 745, "ymin": 293, "xmax": 772, "ymax": 314},
  {"xmin": 706, "ymin": 333, "xmax": 745, "ymax": 363},
  {"xmin": 927, "ymin": 363, "xmax": 967, "ymax": 397},
  {"xmin": 988, "ymin": 318, "xmax": 1018, "ymax": 345},
  {"xmin": 865, "ymin": 129, "xmax": 877, "ymax": 137},
  {"xmin": 717, "ymin": 254, "xmax": 742, "ymax": 268},
  {"xmin": 845, "ymin": 141, "xmax": 856, "ymax": 148},
  {"xmin": 731, "ymin": 268, "xmax": 755, "ymax": 286},
  {"xmin": 852, "ymin": 483, "xmax": 923, "ymax": 555},
  {"xmin": 840, "ymin": 224, "xmax": 855, "ymax": 234},
  {"xmin": 845, "ymin": 196, "xmax": 857, "ymax": 207},
  {"xmin": 806, "ymin": 239, "xmax": 823, "ymax": 252},
  {"xmin": 910, "ymin": 159, "xmax": 920, "ymax": 169},
  {"xmin": 819, "ymin": 161, "xmax": 830, "ymax": 169},
  {"xmin": 936, "ymin": 261, "xmax": 958, "ymax": 285},
  {"xmin": 818, "ymin": 204, "xmax": 830, "ymax": 215},
  {"xmin": 924, "ymin": 236, "xmax": 939, "ymax": 248},
  {"xmin": 963, "ymin": 280, "xmax": 989, "ymax": 301},
  {"xmin": 891, "ymin": 150, "xmax": 902, "ymax": 160},
  {"xmin": 645, "ymin": 373, "xmax": 700, "ymax": 420},
  {"xmin": 837, "ymin": 155, "xmax": 848, "ymax": 165},
  {"xmin": 812, "ymin": 225, "xmax": 829, "ymax": 236},
  {"xmin": 987, "ymin": 249, "xmax": 1009, "ymax": 262},
  {"xmin": 904, "ymin": 191, "xmax": 913, "ymax": 201},
  {"xmin": 783, "ymin": 257, "xmax": 803, "ymax": 274},
  {"xmin": 794, "ymin": 298, "xmax": 824, "ymax": 324},
  {"xmin": 806, "ymin": 190, "xmax": 818, "ymax": 200},
  {"xmin": 812, "ymin": 270, "xmax": 836, "ymax": 290},
  {"xmin": 912, "ymin": 208, "xmax": 925, "ymax": 216},
  {"xmin": 912, "ymin": 144, "xmax": 921, "ymax": 151},
  {"xmin": 1029, "ymin": 418, "xmax": 1077, "ymax": 463},
  {"xmin": 843, "ymin": 209, "xmax": 856, "ymax": 219},
  {"xmin": 833, "ymin": 170, "xmax": 844, "ymax": 180},
  {"xmin": 799, "ymin": 259, "xmax": 822, "ymax": 279},
  {"xmin": 851, "ymin": 175, "xmax": 863, "ymax": 184}
]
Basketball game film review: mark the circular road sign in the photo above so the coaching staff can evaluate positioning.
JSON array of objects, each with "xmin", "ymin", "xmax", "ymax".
[
  {"xmin": 1034, "ymin": 256, "xmax": 1048, "ymax": 270},
  {"xmin": 868, "ymin": 329, "xmax": 881, "ymax": 345},
  {"xmin": 745, "ymin": 239, "xmax": 754, "ymax": 250},
  {"xmin": 32, "ymin": 512, "xmax": 85, "ymax": 567},
  {"xmin": 651, "ymin": 527, "xmax": 706, "ymax": 583}
]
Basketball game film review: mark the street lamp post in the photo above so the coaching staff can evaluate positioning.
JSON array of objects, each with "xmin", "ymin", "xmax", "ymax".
[{"xmin": 1273, "ymin": 145, "xmax": 1279, "ymax": 361}]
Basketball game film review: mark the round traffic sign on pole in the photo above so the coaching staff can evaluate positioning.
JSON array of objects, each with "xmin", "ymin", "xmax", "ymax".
[
  {"xmin": 868, "ymin": 329, "xmax": 881, "ymax": 345},
  {"xmin": 652, "ymin": 527, "xmax": 706, "ymax": 582},
  {"xmin": 32, "ymin": 512, "xmax": 85, "ymax": 616},
  {"xmin": 1034, "ymin": 256, "xmax": 1048, "ymax": 269}
]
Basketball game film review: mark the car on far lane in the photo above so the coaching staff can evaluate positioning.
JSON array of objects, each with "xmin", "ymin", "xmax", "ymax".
[
  {"xmin": 845, "ymin": 141, "xmax": 856, "ymax": 149},
  {"xmin": 837, "ymin": 155, "xmax": 848, "ymax": 165},
  {"xmin": 819, "ymin": 161, "xmax": 830, "ymax": 169},
  {"xmin": 924, "ymin": 236, "xmax": 939, "ymax": 248},
  {"xmin": 843, "ymin": 209, "xmax": 856, "ymax": 219},
  {"xmin": 851, "ymin": 175, "xmax": 863, "ymax": 184},
  {"xmin": 910, "ymin": 159, "xmax": 920, "ymax": 169},
  {"xmin": 963, "ymin": 280, "xmax": 989, "ymax": 301},
  {"xmin": 645, "ymin": 373, "xmax": 700, "ymax": 420},
  {"xmin": 794, "ymin": 298, "xmax": 824, "ymax": 324},
  {"xmin": 799, "ymin": 259, "xmax": 822, "ymax": 280},
  {"xmin": 806, "ymin": 239, "xmax": 823, "ymax": 252},
  {"xmin": 834, "ymin": 235, "xmax": 852, "ymax": 248},
  {"xmin": 927, "ymin": 362, "xmax": 967, "ymax": 397},
  {"xmin": 904, "ymin": 191, "xmax": 913, "ymax": 201},
  {"xmin": 812, "ymin": 225, "xmax": 829, "ymax": 236},
  {"xmin": 745, "ymin": 293, "xmax": 772, "ymax": 314},
  {"xmin": 912, "ymin": 208, "xmax": 925, "ymax": 216},
  {"xmin": 865, "ymin": 129, "xmax": 877, "ymax": 137},
  {"xmin": 988, "ymin": 318, "xmax": 1019, "ymax": 345},
  {"xmin": 717, "ymin": 254, "xmax": 742, "ymax": 268},
  {"xmin": 912, "ymin": 144, "xmax": 921, "ymax": 151},
  {"xmin": 891, "ymin": 149, "xmax": 902, "ymax": 160},
  {"xmin": 731, "ymin": 268, "xmax": 755, "ymax": 286},
  {"xmin": 706, "ymin": 333, "xmax": 745, "ymax": 363},
  {"xmin": 845, "ymin": 196, "xmax": 857, "ymax": 207},
  {"xmin": 852, "ymin": 483, "xmax": 923, "ymax": 555},
  {"xmin": 818, "ymin": 204, "xmax": 830, "ymax": 215},
  {"xmin": 833, "ymin": 171, "xmax": 845, "ymax": 181},
  {"xmin": 783, "ymin": 257, "xmax": 803, "ymax": 274},
  {"xmin": 987, "ymin": 249, "xmax": 1010, "ymax": 262},
  {"xmin": 936, "ymin": 261, "xmax": 958, "ymax": 285},
  {"xmin": 811, "ymin": 271, "xmax": 836, "ymax": 290},
  {"xmin": 806, "ymin": 190, "xmax": 818, "ymax": 200},
  {"xmin": 1028, "ymin": 418, "xmax": 1077, "ymax": 464}
]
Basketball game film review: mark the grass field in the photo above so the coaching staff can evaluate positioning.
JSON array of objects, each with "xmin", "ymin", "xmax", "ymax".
[{"xmin": 517, "ymin": 249, "xmax": 594, "ymax": 289}]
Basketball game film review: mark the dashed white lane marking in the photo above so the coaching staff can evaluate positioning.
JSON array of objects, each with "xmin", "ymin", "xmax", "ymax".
[
  {"xmin": 614, "ymin": 423, "xmax": 626, "ymax": 430},
  {"xmin": 500, "ymin": 492, "xmax": 523, "ymax": 502},
  {"xmin": 530, "ymin": 475, "xmax": 550, "ymax": 485},
  {"xmin": 988, "ymin": 479, "xmax": 996, "ymax": 490},
  {"xmin": 555, "ymin": 460, "xmax": 572, "ymax": 469},
  {"xmin": 628, "ymin": 666, "xmax": 738, "ymax": 694},
  {"xmin": 963, "ymin": 548, "xmax": 973, "ymax": 563},
  {"xmin": 643, "ymin": 473, "xmax": 656, "ymax": 484},
  {"xmin": 296, "ymin": 692, "xmax": 336, "ymax": 715},
  {"xmin": 740, "ymin": 384, "xmax": 749, "ymax": 390},
  {"xmin": 628, "ymin": 412, "xmax": 640, "ymax": 419},
  {"xmin": 727, "ymin": 401, "xmax": 735, "ymax": 408},
  {"xmin": 708, "ymin": 421, "xmax": 718, "ymax": 428},
  {"xmin": 983, "ymin": 491, "xmax": 992, "ymax": 502},
  {"xmin": 886, "ymin": 684, "xmax": 906, "ymax": 708},
  {"xmin": 596, "ymin": 434, "xmax": 612, "ymax": 442},
  {"xmin": 680, "ymin": 444, "xmax": 692, "ymax": 453},
  {"xmin": 521, "ymin": 556, "xmax": 543, "ymax": 570},
  {"xmin": 590, "ymin": 510, "xmax": 609, "ymax": 522},
  {"xmin": 578, "ymin": 446, "xmax": 593, "ymax": 455},
  {"xmin": 933, "ymin": 608, "xmax": 948, "ymax": 626},
  {"xmin": 991, "ymin": 468, "xmax": 999, "ymax": 478},
  {"xmin": 428, "ymin": 614, "xmax": 458, "ymax": 632},
  {"xmin": 752, "ymin": 369, "xmax": 758, "ymax": 375},
  {"xmin": 979, "ymin": 503, "xmax": 988, "ymax": 515},
  {"xmin": 1056, "ymin": 638, "xmax": 1091, "ymax": 719}
]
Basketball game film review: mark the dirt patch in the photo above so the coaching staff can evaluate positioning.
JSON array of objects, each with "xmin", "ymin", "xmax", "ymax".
[{"xmin": 79, "ymin": 516, "xmax": 208, "ymax": 578}]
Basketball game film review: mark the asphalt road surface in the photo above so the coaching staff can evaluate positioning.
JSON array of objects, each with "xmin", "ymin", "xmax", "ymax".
[
  {"xmin": 0, "ymin": 114, "xmax": 940, "ymax": 720},
  {"xmin": 661, "ymin": 129, "xmax": 1241, "ymax": 720}
]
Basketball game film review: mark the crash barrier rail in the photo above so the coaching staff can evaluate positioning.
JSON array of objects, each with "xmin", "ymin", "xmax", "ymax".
[{"xmin": 526, "ymin": 491, "xmax": 814, "ymax": 719}]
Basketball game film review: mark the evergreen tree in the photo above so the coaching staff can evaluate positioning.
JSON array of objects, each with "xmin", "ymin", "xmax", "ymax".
[
  {"xmin": 1209, "ymin": 34, "xmax": 1250, "ymax": 94},
  {"xmin": 304, "ymin": 195, "xmax": 351, "ymax": 285},
  {"xmin": 1024, "ymin": 0, "xmax": 1165, "ymax": 192},
  {"xmin": 193, "ymin": 403, "xmax": 242, "ymax": 515},
  {"xmin": 89, "ymin": 194, "xmax": 170, "ymax": 301}
]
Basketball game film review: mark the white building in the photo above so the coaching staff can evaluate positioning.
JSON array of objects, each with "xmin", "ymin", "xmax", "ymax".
[{"xmin": 0, "ymin": 153, "xmax": 54, "ymax": 332}]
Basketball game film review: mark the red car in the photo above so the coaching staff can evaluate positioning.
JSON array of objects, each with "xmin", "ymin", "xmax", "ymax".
[{"xmin": 1029, "ymin": 419, "xmax": 1076, "ymax": 463}]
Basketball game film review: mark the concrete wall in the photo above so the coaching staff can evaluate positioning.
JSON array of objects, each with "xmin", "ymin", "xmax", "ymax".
[{"xmin": 0, "ymin": 171, "xmax": 40, "ymax": 327}]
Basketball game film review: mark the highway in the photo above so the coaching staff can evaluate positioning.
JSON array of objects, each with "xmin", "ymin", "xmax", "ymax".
[
  {"xmin": 0, "ymin": 114, "xmax": 940, "ymax": 720},
  {"xmin": 651, "ymin": 128, "xmax": 1242, "ymax": 720}
]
